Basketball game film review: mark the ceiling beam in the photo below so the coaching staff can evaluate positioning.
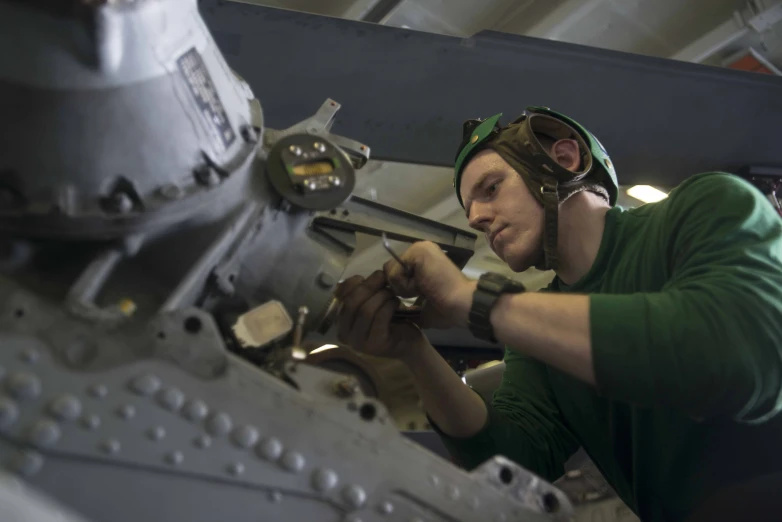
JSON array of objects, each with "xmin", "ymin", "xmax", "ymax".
[{"xmin": 524, "ymin": 0, "xmax": 606, "ymax": 40}]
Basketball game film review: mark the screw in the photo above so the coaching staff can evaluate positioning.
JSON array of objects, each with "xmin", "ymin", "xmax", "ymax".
[
  {"xmin": 335, "ymin": 377, "xmax": 359, "ymax": 398},
  {"xmin": 160, "ymin": 184, "xmax": 183, "ymax": 200},
  {"xmin": 240, "ymin": 125, "xmax": 256, "ymax": 143},
  {"xmin": 109, "ymin": 192, "xmax": 133, "ymax": 214},
  {"xmin": 193, "ymin": 165, "xmax": 219, "ymax": 187}
]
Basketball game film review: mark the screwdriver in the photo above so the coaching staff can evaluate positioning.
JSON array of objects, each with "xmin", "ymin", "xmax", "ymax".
[{"xmin": 381, "ymin": 233, "xmax": 424, "ymax": 322}]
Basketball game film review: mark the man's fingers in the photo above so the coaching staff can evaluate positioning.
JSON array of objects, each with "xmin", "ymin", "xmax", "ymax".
[
  {"xmin": 348, "ymin": 290, "xmax": 396, "ymax": 351},
  {"xmin": 384, "ymin": 259, "xmax": 418, "ymax": 298},
  {"xmin": 335, "ymin": 275, "xmax": 364, "ymax": 300},
  {"xmin": 367, "ymin": 296, "xmax": 401, "ymax": 346},
  {"xmin": 336, "ymin": 273, "xmax": 388, "ymax": 344}
]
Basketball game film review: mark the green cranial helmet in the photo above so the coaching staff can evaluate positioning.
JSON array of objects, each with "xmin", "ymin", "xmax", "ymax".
[{"xmin": 453, "ymin": 106, "xmax": 618, "ymax": 271}]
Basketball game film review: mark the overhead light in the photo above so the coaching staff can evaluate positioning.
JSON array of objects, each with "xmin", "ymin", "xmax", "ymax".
[
  {"xmin": 627, "ymin": 185, "xmax": 668, "ymax": 203},
  {"xmin": 310, "ymin": 344, "xmax": 338, "ymax": 354}
]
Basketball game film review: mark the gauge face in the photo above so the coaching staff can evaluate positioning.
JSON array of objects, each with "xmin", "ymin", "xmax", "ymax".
[{"xmin": 267, "ymin": 134, "xmax": 355, "ymax": 211}]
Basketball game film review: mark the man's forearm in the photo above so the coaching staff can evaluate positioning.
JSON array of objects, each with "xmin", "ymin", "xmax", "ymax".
[
  {"xmin": 402, "ymin": 337, "xmax": 488, "ymax": 438},
  {"xmin": 489, "ymin": 291, "xmax": 595, "ymax": 385}
]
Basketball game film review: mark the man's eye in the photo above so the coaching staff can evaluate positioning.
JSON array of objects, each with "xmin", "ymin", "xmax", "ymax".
[{"xmin": 487, "ymin": 182, "xmax": 499, "ymax": 195}]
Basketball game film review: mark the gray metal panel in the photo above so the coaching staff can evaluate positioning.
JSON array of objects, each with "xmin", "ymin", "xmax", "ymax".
[{"xmin": 201, "ymin": 1, "xmax": 782, "ymax": 187}]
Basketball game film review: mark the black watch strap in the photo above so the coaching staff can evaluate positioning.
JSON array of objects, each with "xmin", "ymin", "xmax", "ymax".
[{"xmin": 468, "ymin": 272, "xmax": 526, "ymax": 343}]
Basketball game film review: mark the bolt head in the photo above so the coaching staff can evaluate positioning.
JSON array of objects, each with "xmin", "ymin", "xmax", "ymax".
[
  {"xmin": 194, "ymin": 165, "xmax": 219, "ymax": 187},
  {"xmin": 335, "ymin": 377, "xmax": 359, "ymax": 398},
  {"xmin": 110, "ymin": 192, "xmax": 133, "ymax": 214}
]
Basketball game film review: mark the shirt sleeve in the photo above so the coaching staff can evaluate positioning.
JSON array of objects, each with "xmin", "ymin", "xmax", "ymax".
[
  {"xmin": 432, "ymin": 349, "xmax": 580, "ymax": 481},
  {"xmin": 591, "ymin": 172, "xmax": 782, "ymax": 423}
]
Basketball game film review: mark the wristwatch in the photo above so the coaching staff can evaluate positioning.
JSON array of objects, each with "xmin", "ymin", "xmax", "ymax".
[{"xmin": 468, "ymin": 272, "xmax": 526, "ymax": 343}]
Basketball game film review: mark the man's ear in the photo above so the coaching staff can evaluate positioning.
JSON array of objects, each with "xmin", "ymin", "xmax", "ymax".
[{"xmin": 551, "ymin": 139, "xmax": 581, "ymax": 172}]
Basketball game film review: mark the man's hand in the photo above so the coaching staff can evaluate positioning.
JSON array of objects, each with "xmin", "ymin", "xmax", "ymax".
[
  {"xmin": 383, "ymin": 241, "xmax": 476, "ymax": 330},
  {"xmin": 334, "ymin": 270, "xmax": 428, "ymax": 360}
]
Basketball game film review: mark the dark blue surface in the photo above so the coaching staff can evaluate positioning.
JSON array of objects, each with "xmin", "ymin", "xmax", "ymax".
[{"xmin": 200, "ymin": 0, "xmax": 782, "ymax": 187}]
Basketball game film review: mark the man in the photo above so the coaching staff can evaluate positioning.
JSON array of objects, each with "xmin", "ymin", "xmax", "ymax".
[{"xmin": 334, "ymin": 107, "xmax": 782, "ymax": 522}]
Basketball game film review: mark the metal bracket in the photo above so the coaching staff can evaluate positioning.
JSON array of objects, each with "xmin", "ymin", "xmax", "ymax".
[
  {"xmin": 313, "ymin": 195, "xmax": 477, "ymax": 269},
  {"xmin": 263, "ymin": 99, "xmax": 371, "ymax": 170}
]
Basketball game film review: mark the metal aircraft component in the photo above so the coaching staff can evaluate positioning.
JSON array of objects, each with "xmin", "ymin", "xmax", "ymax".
[{"xmin": 0, "ymin": 0, "xmax": 573, "ymax": 521}]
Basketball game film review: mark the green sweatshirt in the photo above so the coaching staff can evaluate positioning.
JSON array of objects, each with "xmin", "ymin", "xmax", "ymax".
[{"xmin": 435, "ymin": 173, "xmax": 782, "ymax": 521}]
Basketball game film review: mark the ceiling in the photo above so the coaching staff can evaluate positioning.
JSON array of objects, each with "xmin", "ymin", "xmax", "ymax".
[{"xmin": 229, "ymin": 0, "xmax": 782, "ymax": 289}]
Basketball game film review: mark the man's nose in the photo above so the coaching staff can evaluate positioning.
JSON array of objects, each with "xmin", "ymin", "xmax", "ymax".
[{"xmin": 468, "ymin": 203, "xmax": 493, "ymax": 231}]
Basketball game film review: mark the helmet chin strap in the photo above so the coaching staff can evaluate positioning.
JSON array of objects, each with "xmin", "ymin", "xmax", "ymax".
[
  {"xmin": 540, "ymin": 178, "xmax": 560, "ymax": 271},
  {"xmin": 535, "ymin": 178, "xmax": 610, "ymax": 272}
]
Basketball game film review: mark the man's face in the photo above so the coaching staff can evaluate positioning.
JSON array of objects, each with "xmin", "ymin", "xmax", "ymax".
[{"xmin": 459, "ymin": 149, "xmax": 544, "ymax": 272}]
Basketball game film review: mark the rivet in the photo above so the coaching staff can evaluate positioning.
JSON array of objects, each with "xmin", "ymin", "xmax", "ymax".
[
  {"xmin": 129, "ymin": 374, "xmax": 161, "ymax": 396},
  {"xmin": 311, "ymin": 468, "xmax": 338, "ymax": 492},
  {"xmin": 20, "ymin": 348, "xmax": 40, "ymax": 364},
  {"xmin": 157, "ymin": 387, "xmax": 185, "ymax": 412},
  {"xmin": 342, "ymin": 485, "xmax": 367, "ymax": 508},
  {"xmin": 88, "ymin": 384, "xmax": 108, "ymax": 399},
  {"xmin": 313, "ymin": 142, "xmax": 326, "ymax": 152},
  {"xmin": 101, "ymin": 438, "xmax": 121, "ymax": 455},
  {"xmin": 446, "ymin": 485, "xmax": 460, "ymax": 500},
  {"xmin": 160, "ymin": 184, "xmax": 184, "ymax": 200},
  {"xmin": 470, "ymin": 134, "xmax": 479, "ymax": 144},
  {"xmin": 194, "ymin": 434, "xmax": 212, "ymax": 449},
  {"xmin": 378, "ymin": 501, "xmax": 394, "ymax": 514},
  {"xmin": 166, "ymin": 451, "xmax": 184, "ymax": 465},
  {"xmin": 6, "ymin": 372, "xmax": 41, "ymax": 400},
  {"xmin": 256, "ymin": 437, "xmax": 283, "ymax": 461},
  {"xmin": 108, "ymin": 192, "xmax": 134, "ymax": 214},
  {"xmin": 194, "ymin": 165, "xmax": 220, "ymax": 187},
  {"xmin": 227, "ymin": 462, "xmax": 245, "ymax": 476},
  {"xmin": 0, "ymin": 396, "xmax": 19, "ymax": 429},
  {"xmin": 280, "ymin": 450, "xmax": 305, "ymax": 472},
  {"xmin": 183, "ymin": 399, "xmax": 209, "ymax": 422},
  {"xmin": 289, "ymin": 145, "xmax": 302, "ymax": 156},
  {"xmin": 231, "ymin": 425, "xmax": 259, "ymax": 449},
  {"xmin": 147, "ymin": 426, "xmax": 166, "ymax": 441},
  {"xmin": 429, "ymin": 475, "xmax": 440, "ymax": 486},
  {"xmin": 605, "ymin": 158, "xmax": 613, "ymax": 169},
  {"xmin": 49, "ymin": 394, "xmax": 83, "ymax": 421},
  {"xmin": 116, "ymin": 404, "xmax": 136, "ymax": 420},
  {"xmin": 8, "ymin": 450, "xmax": 44, "ymax": 477},
  {"xmin": 565, "ymin": 469, "xmax": 582, "ymax": 479},
  {"xmin": 81, "ymin": 414, "xmax": 101, "ymax": 430},
  {"xmin": 27, "ymin": 419, "xmax": 61, "ymax": 448},
  {"xmin": 206, "ymin": 412, "xmax": 232, "ymax": 436},
  {"xmin": 584, "ymin": 491, "xmax": 602, "ymax": 501},
  {"xmin": 268, "ymin": 490, "xmax": 283, "ymax": 503}
]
